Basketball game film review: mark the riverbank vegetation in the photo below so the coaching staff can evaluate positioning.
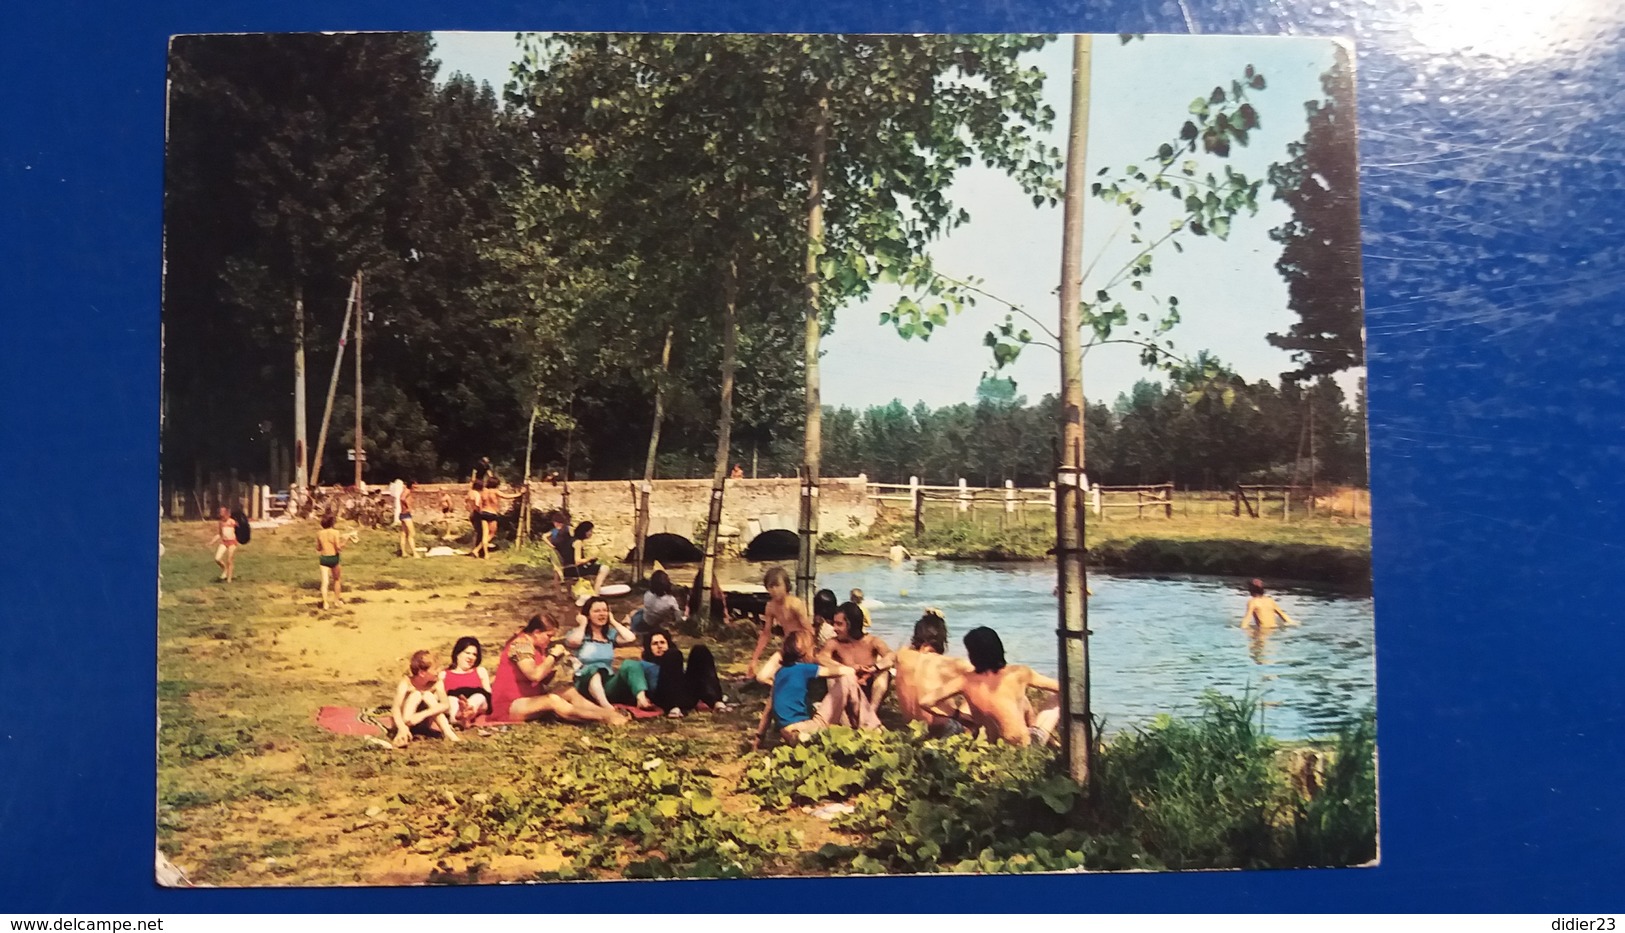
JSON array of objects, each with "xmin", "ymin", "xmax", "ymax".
[
  {"xmin": 158, "ymin": 520, "xmax": 1373, "ymax": 884},
  {"xmin": 822, "ymin": 496, "xmax": 1370, "ymax": 582}
]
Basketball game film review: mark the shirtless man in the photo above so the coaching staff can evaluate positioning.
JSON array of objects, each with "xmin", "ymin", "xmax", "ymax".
[
  {"xmin": 390, "ymin": 649, "xmax": 460, "ymax": 747},
  {"xmin": 818, "ymin": 601, "xmax": 896, "ymax": 708},
  {"xmin": 315, "ymin": 512, "xmax": 350, "ymax": 610},
  {"xmin": 892, "ymin": 609, "xmax": 975, "ymax": 735},
  {"xmin": 749, "ymin": 566, "xmax": 816, "ymax": 673},
  {"xmin": 489, "ymin": 613, "xmax": 625, "ymax": 726},
  {"xmin": 1240, "ymin": 578, "xmax": 1298, "ymax": 629},
  {"xmin": 475, "ymin": 480, "xmax": 527, "ymax": 558},
  {"xmin": 920, "ymin": 626, "xmax": 1060, "ymax": 748}
]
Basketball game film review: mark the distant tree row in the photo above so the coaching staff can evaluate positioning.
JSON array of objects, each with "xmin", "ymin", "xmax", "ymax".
[{"xmin": 819, "ymin": 373, "xmax": 1366, "ymax": 490}]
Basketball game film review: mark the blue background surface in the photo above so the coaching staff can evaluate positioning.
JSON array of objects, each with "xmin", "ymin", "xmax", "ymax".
[{"xmin": 5, "ymin": 0, "xmax": 1624, "ymax": 912}]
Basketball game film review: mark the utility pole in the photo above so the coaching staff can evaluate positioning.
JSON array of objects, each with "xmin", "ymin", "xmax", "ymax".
[
  {"xmin": 312, "ymin": 272, "xmax": 359, "ymax": 485},
  {"xmin": 797, "ymin": 84, "xmax": 830, "ymax": 604},
  {"xmin": 353, "ymin": 272, "xmax": 364, "ymax": 489},
  {"xmin": 293, "ymin": 283, "xmax": 308, "ymax": 491},
  {"xmin": 1055, "ymin": 34, "xmax": 1095, "ymax": 786}
]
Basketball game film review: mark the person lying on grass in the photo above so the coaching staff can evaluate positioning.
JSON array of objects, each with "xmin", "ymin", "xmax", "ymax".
[
  {"xmin": 567, "ymin": 596, "xmax": 655, "ymax": 713},
  {"xmin": 817, "ymin": 601, "xmax": 896, "ymax": 709},
  {"xmin": 489, "ymin": 613, "xmax": 625, "ymax": 726},
  {"xmin": 893, "ymin": 609, "xmax": 975, "ymax": 737},
  {"xmin": 641, "ymin": 629, "xmax": 731, "ymax": 719},
  {"xmin": 918, "ymin": 626, "xmax": 1060, "ymax": 748},
  {"xmin": 748, "ymin": 566, "xmax": 817, "ymax": 674},
  {"xmin": 755, "ymin": 630, "xmax": 880, "ymax": 747},
  {"xmin": 391, "ymin": 650, "xmax": 460, "ymax": 747},
  {"xmin": 440, "ymin": 636, "xmax": 493, "ymax": 729}
]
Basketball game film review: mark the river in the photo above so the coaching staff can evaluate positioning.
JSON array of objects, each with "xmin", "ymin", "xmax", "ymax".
[{"xmin": 717, "ymin": 555, "xmax": 1375, "ymax": 741}]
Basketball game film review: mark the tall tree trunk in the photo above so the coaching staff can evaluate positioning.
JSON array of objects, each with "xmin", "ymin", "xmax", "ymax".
[
  {"xmin": 293, "ymin": 282, "xmax": 308, "ymax": 490},
  {"xmin": 312, "ymin": 272, "xmax": 359, "ymax": 485},
  {"xmin": 1055, "ymin": 35, "xmax": 1094, "ymax": 787},
  {"xmin": 519, "ymin": 403, "xmax": 539, "ymax": 547},
  {"xmin": 797, "ymin": 84, "xmax": 830, "ymax": 603},
  {"xmin": 353, "ymin": 272, "xmax": 364, "ymax": 489},
  {"xmin": 699, "ymin": 252, "xmax": 739, "ymax": 627},
  {"xmin": 635, "ymin": 325, "xmax": 675, "ymax": 583}
]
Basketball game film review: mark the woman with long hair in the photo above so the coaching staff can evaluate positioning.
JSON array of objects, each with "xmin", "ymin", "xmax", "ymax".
[{"xmin": 566, "ymin": 596, "xmax": 652, "ymax": 711}]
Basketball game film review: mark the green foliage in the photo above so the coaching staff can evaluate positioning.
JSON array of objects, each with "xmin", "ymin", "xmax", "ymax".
[
  {"xmin": 1294, "ymin": 712, "xmax": 1377, "ymax": 866},
  {"xmin": 422, "ymin": 735, "xmax": 801, "ymax": 878},
  {"xmin": 1091, "ymin": 691, "xmax": 1292, "ymax": 869}
]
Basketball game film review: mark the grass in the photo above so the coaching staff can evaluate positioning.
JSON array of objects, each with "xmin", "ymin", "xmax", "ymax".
[{"xmin": 158, "ymin": 514, "xmax": 1375, "ymax": 885}]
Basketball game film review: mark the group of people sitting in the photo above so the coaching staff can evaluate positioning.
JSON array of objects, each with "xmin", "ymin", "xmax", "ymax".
[{"xmin": 389, "ymin": 563, "xmax": 1059, "ymax": 752}]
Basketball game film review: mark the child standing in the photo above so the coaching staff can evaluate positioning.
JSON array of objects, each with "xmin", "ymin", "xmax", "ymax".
[
  {"xmin": 210, "ymin": 507, "xmax": 238, "ymax": 582},
  {"xmin": 316, "ymin": 513, "xmax": 349, "ymax": 610}
]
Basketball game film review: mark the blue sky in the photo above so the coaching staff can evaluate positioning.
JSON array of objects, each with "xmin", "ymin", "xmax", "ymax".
[{"xmin": 433, "ymin": 32, "xmax": 1356, "ymax": 410}]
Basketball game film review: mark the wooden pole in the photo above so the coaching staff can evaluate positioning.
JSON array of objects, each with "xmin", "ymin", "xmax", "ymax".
[
  {"xmin": 353, "ymin": 272, "xmax": 364, "ymax": 490},
  {"xmin": 797, "ymin": 82, "xmax": 830, "ymax": 605},
  {"xmin": 311, "ymin": 273, "xmax": 359, "ymax": 486},
  {"xmin": 293, "ymin": 283, "xmax": 308, "ymax": 491},
  {"xmin": 1055, "ymin": 34, "xmax": 1094, "ymax": 786}
]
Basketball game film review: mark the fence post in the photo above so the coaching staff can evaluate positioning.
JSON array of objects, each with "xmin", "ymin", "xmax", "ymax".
[
  {"xmin": 1164, "ymin": 482, "xmax": 1173, "ymax": 519},
  {"xmin": 911, "ymin": 475, "xmax": 923, "ymax": 540},
  {"xmin": 1092, "ymin": 483, "xmax": 1102, "ymax": 516},
  {"xmin": 955, "ymin": 477, "xmax": 968, "ymax": 513},
  {"xmin": 1004, "ymin": 479, "xmax": 1015, "ymax": 514},
  {"xmin": 1284, "ymin": 485, "xmax": 1292, "ymax": 522}
]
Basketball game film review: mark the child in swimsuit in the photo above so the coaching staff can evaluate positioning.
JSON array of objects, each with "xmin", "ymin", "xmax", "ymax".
[
  {"xmin": 315, "ymin": 512, "xmax": 348, "ymax": 610},
  {"xmin": 397, "ymin": 482, "xmax": 418, "ymax": 558},
  {"xmin": 212, "ymin": 507, "xmax": 238, "ymax": 582}
]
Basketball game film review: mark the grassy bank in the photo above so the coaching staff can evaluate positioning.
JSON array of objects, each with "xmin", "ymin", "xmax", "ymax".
[
  {"xmin": 158, "ymin": 518, "xmax": 1375, "ymax": 884},
  {"xmin": 823, "ymin": 499, "xmax": 1371, "ymax": 583}
]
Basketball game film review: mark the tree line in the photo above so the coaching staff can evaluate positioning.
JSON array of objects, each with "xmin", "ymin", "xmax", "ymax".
[
  {"xmin": 821, "ymin": 372, "xmax": 1365, "ymax": 490},
  {"xmin": 162, "ymin": 33, "xmax": 1362, "ymax": 498}
]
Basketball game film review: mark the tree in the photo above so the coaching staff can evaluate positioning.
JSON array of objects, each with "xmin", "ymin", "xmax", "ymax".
[{"xmin": 1267, "ymin": 45, "xmax": 1363, "ymax": 379}]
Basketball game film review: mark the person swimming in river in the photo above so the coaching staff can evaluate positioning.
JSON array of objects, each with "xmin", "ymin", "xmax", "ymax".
[{"xmin": 1240, "ymin": 578, "xmax": 1298, "ymax": 629}]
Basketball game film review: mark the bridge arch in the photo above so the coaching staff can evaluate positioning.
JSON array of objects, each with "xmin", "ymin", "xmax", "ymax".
[
  {"xmin": 743, "ymin": 528, "xmax": 799, "ymax": 561},
  {"xmin": 629, "ymin": 532, "xmax": 704, "ymax": 564}
]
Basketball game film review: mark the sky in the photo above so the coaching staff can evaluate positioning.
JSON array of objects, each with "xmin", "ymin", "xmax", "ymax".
[{"xmin": 431, "ymin": 32, "xmax": 1356, "ymax": 411}]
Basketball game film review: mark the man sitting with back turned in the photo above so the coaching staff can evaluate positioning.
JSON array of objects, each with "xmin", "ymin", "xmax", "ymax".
[{"xmin": 919, "ymin": 625, "xmax": 1060, "ymax": 747}]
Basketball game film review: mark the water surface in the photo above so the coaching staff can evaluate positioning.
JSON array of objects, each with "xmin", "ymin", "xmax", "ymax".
[{"xmin": 718, "ymin": 555, "xmax": 1375, "ymax": 740}]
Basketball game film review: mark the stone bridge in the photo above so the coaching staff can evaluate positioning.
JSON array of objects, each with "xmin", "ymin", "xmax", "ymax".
[{"xmin": 423, "ymin": 475, "xmax": 878, "ymax": 561}]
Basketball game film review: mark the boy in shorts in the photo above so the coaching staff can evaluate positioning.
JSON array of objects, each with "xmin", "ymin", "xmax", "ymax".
[{"xmin": 316, "ymin": 513, "xmax": 349, "ymax": 610}]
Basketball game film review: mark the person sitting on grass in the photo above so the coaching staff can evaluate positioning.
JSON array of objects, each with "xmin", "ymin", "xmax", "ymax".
[
  {"xmin": 818, "ymin": 601, "xmax": 896, "ymax": 709},
  {"xmin": 440, "ymin": 636, "xmax": 493, "ymax": 729},
  {"xmin": 812, "ymin": 589, "xmax": 840, "ymax": 645},
  {"xmin": 919, "ymin": 626, "xmax": 1060, "ymax": 748},
  {"xmin": 641, "ymin": 629, "xmax": 730, "ymax": 719},
  {"xmin": 567, "ymin": 596, "xmax": 654, "ymax": 713},
  {"xmin": 315, "ymin": 512, "xmax": 349, "ymax": 610},
  {"xmin": 1240, "ymin": 578, "xmax": 1299, "ymax": 629},
  {"xmin": 391, "ymin": 650, "xmax": 460, "ymax": 747},
  {"xmin": 747, "ymin": 566, "xmax": 816, "ymax": 673},
  {"xmin": 489, "ymin": 613, "xmax": 625, "ymax": 726},
  {"xmin": 893, "ymin": 609, "xmax": 975, "ymax": 736},
  {"xmin": 634, "ymin": 569, "xmax": 685, "ymax": 634},
  {"xmin": 755, "ymin": 630, "xmax": 880, "ymax": 747},
  {"xmin": 565, "ymin": 521, "xmax": 612, "ymax": 593}
]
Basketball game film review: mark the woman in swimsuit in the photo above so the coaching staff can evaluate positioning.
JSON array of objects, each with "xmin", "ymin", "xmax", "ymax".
[
  {"xmin": 211, "ymin": 506, "xmax": 238, "ymax": 582},
  {"xmin": 398, "ymin": 481, "xmax": 418, "ymax": 558},
  {"xmin": 439, "ymin": 635, "xmax": 493, "ymax": 728}
]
